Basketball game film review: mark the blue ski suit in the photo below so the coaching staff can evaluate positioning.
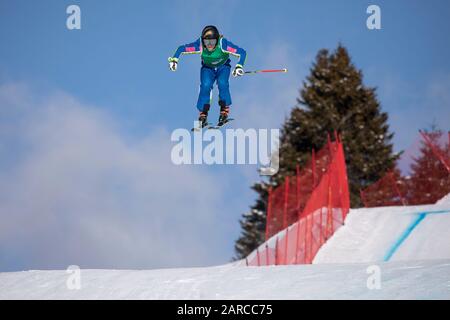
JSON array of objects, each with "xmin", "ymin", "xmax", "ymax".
[{"xmin": 171, "ymin": 37, "xmax": 247, "ymax": 112}]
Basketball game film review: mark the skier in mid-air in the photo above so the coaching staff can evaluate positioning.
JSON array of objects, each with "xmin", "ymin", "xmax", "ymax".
[{"xmin": 168, "ymin": 25, "xmax": 247, "ymax": 129}]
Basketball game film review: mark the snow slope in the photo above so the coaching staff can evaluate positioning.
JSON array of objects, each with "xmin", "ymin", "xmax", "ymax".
[
  {"xmin": 0, "ymin": 195, "xmax": 449, "ymax": 299},
  {"xmin": 0, "ymin": 259, "xmax": 449, "ymax": 299},
  {"xmin": 314, "ymin": 197, "xmax": 450, "ymax": 264}
]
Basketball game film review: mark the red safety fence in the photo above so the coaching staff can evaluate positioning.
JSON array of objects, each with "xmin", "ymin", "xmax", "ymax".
[
  {"xmin": 265, "ymin": 136, "xmax": 338, "ymax": 240},
  {"xmin": 361, "ymin": 130, "xmax": 450, "ymax": 207},
  {"xmin": 246, "ymin": 133, "xmax": 350, "ymax": 266},
  {"xmin": 359, "ymin": 169, "xmax": 408, "ymax": 207},
  {"xmin": 419, "ymin": 130, "xmax": 450, "ymax": 173}
]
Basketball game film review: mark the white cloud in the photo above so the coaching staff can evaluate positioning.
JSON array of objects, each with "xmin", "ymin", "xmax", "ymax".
[{"xmin": 0, "ymin": 83, "xmax": 234, "ymax": 271}]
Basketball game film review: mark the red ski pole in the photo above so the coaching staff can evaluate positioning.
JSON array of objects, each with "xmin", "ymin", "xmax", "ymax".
[{"xmin": 244, "ymin": 68, "xmax": 288, "ymax": 75}]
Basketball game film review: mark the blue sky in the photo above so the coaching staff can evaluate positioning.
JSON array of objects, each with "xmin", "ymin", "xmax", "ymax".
[{"xmin": 0, "ymin": 0, "xmax": 449, "ymax": 271}]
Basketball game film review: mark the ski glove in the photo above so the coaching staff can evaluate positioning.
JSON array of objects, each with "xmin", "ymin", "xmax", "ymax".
[
  {"xmin": 168, "ymin": 57, "xmax": 179, "ymax": 71},
  {"xmin": 232, "ymin": 64, "xmax": 244, "ymax": 77}
]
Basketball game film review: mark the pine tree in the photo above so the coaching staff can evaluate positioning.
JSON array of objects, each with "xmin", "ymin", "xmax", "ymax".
[
  {"xmin": 233, "ymin": 44, "xmax": 397, "ymax": 260},
  {"xmin": 276, "ymin": 44, "xmax": 398, "ymax": 206},
  {"xmin": 407, "ymin": 129, "xmax": 450, "ymax": 205}
]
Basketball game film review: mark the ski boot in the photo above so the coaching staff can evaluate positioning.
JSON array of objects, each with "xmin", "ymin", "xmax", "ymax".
[
  {"xmin": 192, "ymin": 104, "xmax": 210, "ymax": 131},
  {"xmin": 217, "ymin": 101, "xmax": 230, "ymax": 126}
]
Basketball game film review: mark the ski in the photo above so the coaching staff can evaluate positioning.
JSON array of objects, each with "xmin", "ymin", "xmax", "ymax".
[
  {"xmin": 207, "ymin": 118, "xmax": 234, "ymax": 129},
  {"xmin": 191, "ymin": 124, "xmax": 210, "ymax": 132}
]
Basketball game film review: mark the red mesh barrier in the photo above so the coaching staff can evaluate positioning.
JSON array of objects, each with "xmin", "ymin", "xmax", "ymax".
[
  {"xmin": 265, "ymin": 138, "xmax": 338, "ymax": 240},
  {"xmin": 361, "ymin": 130, "xmax": 450, "ymax": 208},
  {"xmin": 419, "ymin": 130, "xmax": 450, "ymax": 173},
  {"xmin": 247, "ymin": 133, "xmax": 350, "ymax": 266},
  {"xmin": 360, "ymin": 170, "xmax": 407, "ymax": 207}
]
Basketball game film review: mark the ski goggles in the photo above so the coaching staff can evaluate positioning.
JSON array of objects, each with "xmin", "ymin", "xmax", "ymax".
[{"xmin": 202, "ymin": 38, "xmax": 217, "ymax": 47}]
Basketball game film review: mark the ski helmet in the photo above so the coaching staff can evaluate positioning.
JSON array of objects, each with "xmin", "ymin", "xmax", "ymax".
[{"xmin": 201, "ymin": 25, "xmax": 220, "ymax": 41}]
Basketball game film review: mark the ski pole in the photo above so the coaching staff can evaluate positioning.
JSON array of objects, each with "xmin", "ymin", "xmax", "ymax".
[{"xmin": 244, "ymin": 68, "xmax": 288, "ymax": 75}]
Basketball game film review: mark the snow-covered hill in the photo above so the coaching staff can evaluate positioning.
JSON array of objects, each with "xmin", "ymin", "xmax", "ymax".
[
  {"xmin": 314, "ymin": 199, "xmax": 450, "ymax": 264},
  {"xmin": 0, "ymin": 259, "xmax": 449, "ymax": 299},
  {"xmin": 1, "ymin": 195, "xmax": 449, "ymax": 299}
]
